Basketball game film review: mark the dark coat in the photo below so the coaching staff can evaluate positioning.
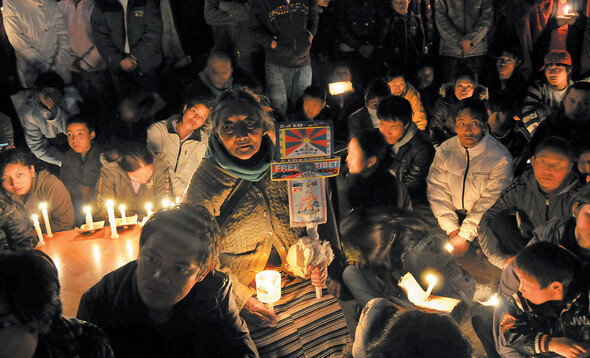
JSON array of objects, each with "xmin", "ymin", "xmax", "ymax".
[
  {"xmin": 61, "ymin": 144, "xmax": 103, "ymax": 201},
  {"xmin": 248, "ymin": 0, "xmax": 319, "ymax": 68},
  {"xmin": 0, "ymin": 193, "xmax": 37, "ymax": 251},
  {"xmin": 489, "ymin": 120, "xmax": 531, "ymax": 175},
  {"xmin": 383, "ymin": 11, "xmax": 425, "ymax": 70},
  {"xmin": 479, "ymin": 169, "xmax": 582, "ymax": 268},
  {"xmin": 347, "ymin": 107, "xmax": 374, "ymax": 136},
  {"xmin": 531, "ymin": 110, "xmax": 590, "ymax": 153},
  {"xmin": 333, "ymin": 0, "xmax": 389, "ymax": 49},
  {"xmin": 77, "ymin": 261, "xmax": 258, "ymax": 358},
  {"xmin": 91, "ymin": 0, "xmax": 163, "ymax": 73}
]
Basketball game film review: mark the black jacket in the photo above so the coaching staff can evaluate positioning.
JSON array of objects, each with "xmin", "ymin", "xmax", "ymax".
[
  {"xmin": 489, "ymin": 120, "xmax": 531, "ymax": 175},
  {"xmin": 479, "ymin": 169, "xmax": 582, "ymax": 268},
  {"xmin": 333, "ymin": 0, "xmax": 389, "ymax": 49},
  {"xmin": 383, "ymin": 10, "xmax": 425, "ymax": 69},
  {"xmin": 0, "ymin": 192, "xmax": 38, "ymax": 251},
  {"xmin": 248, "ymin": 0, "xmax": 319, "ymax": 68},
  {"xmin": 531, "ymin": 110, "xmax": 590, "ymax": 154},
  {"xmin": 347, "ymin": 107, "xmax": 374, "ymax": 137},
  {"xmin": 91, "ymin": 0, "xmax": 163, "ymax": 73},
  {"xmin": 77, "ymin": 261, "xmax": 258, "ymax": 358}
]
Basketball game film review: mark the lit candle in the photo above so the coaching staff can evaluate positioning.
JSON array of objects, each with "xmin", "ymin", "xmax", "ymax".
[
  {"xmin": 31, "ymin": 214, "xmax": 45, "ymax": 246},
  {"xmin": 328, "ymin": 81, "xmax": 353, "ymax": 95},
  {"xmin": 478, "ymin": 293, "xmax": 500, "ymax": 307},
  {"xmin": 445, "ymin": 242, "xmax": 454, "ymax": 253},
  {"xmin": 175, "ymin": 197, "xmax": 180, "ymax": 205},
  {"xmin": 564, "ymin": 4, "xmax": 570, "ymax": 14},
  {"xmin": 38, "ymin": 202, "xmax": 53, "ymax": 237},
  {"xmin": 119, "ymin": 204, "xmax": 127, "ymax": 225},
  {"xmin": 162, "ymin": 198, "xmax": 170, "ymax": 208},
  {"xmin": 84, "ymin": 206, "xmax": 94, "ymax": 230},
  {"xmin": 424, "ymin": 274, "xmax": 437, "ymax": 300},
  {"xmin": 106, "ymin": 200, "xmax": 119, "ymax": 239},
  {"xmin": 255, "ymin": 270, "xmax": 281, "ymax": 312},
  {"xmin": 145, "ymin": 203, "xmax": 153, "ymax": 217}
]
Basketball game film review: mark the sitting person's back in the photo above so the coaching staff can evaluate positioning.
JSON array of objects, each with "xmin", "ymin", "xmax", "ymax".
[
  {"xmin": 77, "ymin": 204, "xmax": 258, "ymax": 357},
  {"xmin": 0, "ymin": 249, "xmax": 114, "ymax": 358}
]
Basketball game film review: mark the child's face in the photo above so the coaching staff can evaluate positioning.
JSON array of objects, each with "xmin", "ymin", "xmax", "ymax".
[
  {"xmin": 346, "ymin": 138, "xmax": 371, "ymax": 174},
  {"xmin": 496, "ymin": 52, "xmax": 519, "ymax": 80},
  {"xmin": 67, "ymin": 123, "xmax": 94, "ymax": 156},
  {"xmin": 1, "ymin": 162, "xmax": 34, "ymax": 197},
  {"xmin": 391, "ymin": 0, "xmax": 410, "ymax": 14},
  {"xmin": 515, "ymin": 267, "xmax": 563, "ymax": 305},
  {"xmin": 544, "ymin": 64, "xmax": 568, "ymax": 89},
  {"xmin": 303, "ymin": 95, "xmax": 326, "ymax": 120}
]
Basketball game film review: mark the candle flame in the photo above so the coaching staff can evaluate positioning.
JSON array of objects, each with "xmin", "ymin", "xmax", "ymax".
[
  {"xmin": 83, "ymin": 206, "xmax": 92, "ymax": 213},
  {"xmin": 162, "ymin": 199, "xmax": 170, "ymax": 208},
  {"xmin": 39, "ymin": 202, "xmax": 47, "ymax": 210},
  {"xmin": 31, "ymin": 214, "xmax": 38, "ymax": 221},
  {"xmin": 145, "ymin": 203, "xmax": 152, "ymax": 210},
  {"xmin": 426, "ymin": 274, "xmax": 437, "ymax": 285},
  {"xmin": 328, "ymin": 81, "xmax": 353, "ymax": 95},
  {"xmin": 106, "ymin": 200, "xmax": 114, "ymax": 208},
  {"xmin": 445, "ymin": 242, "xmax": 454, "ymax": 253},
  {"xmin": 564, "ymin": 5, "xmax": 570, "ymax": 14},
  {"xmin": 118, "ymin": 204, "xmax": 126, "ymax": 210},
  {"xmin": 478, "ymin": 293, "xmax": 500, "ymax": 307}
]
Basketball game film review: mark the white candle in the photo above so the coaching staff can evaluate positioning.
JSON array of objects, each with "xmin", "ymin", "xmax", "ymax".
[
  {"xmin": 162, "ymin": 198, "xmax": 170, "ymax": 208},
  {"xmin": 38, "ymin": 202, "xmax": 53, "ymax": 237},
  {"xmin": 255, "ymin": 270, "xmax": 281, "ymax": 312},
  {"xmin": 31, "ymin": 214, "xmax": 45, "ymax": 246},
  {"xmin": 564, "ymin": 4, "xmax": 570, "ymax": 14},
  {"xmin": 84, "ymin": 206, "xmax": 94, "ymax": 230},
  {"xmin": 145, "ymin": 203, "xmax": 153, "ymax": 217},
  {"xmin": 106, "ymin": 200, "xmax": 119, "ymax": 239},
  {"xmin": 119, "ymin": 204, "xmax": 127, "ymax": 225},
  {"xmin": 424, "ymin": 275, "xmax": 437, "ymax": 300},
  {"xmin": 175, "ymin": 197, "xmax": 180, "ymax": 205}
]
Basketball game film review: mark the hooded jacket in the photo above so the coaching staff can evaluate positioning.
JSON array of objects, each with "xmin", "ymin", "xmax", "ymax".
[
  {"xmin": 427, "ymin": 134, "xmax": 513, "ymax": 241},
  {"xmin": 521, "ymin": 78, "xmax": 574, "ymax": 134},
  {"xmin": 479, "ymin": 169, "xmax": 582, "ymax": 268},
  {"xmin": 91, "ymin": 0, "xmax": 163, "ymax": 73},
  {"xmin": 147, "ymin": 115, "xmax": 210, "ymax": 196},
  {"xmin": 434, "ymin": 0, "xmax": 493, "ymax": 58},
  {"xmin": 248, "ymin": 0, "xmax": 319, "ymax": 68},
  {"xmin": 428, "ymin": 82, "xmax": 488, "ymax": 145},
  {"xmin": 6, "ymin": 170, "xmax": 75, "ymax": 232},
  {"xmin": 77, "ymin": 261, "xmax": 258, "ymax": 357},
  {"xmin": 94, "ymin": 153, "xmax": 172, "ymax": 219},
  {"xmin": 0, "ymin": 193, "xmax": 38, "ymax": 251}
]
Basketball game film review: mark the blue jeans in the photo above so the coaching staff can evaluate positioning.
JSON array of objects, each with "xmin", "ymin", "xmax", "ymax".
[
  {"xmin": 265, "ymin": 64, "xmax": 312, "ymax": 115},
  {"xmin": 342, "ymin": 265, "xmax": 384, "ymax": 308}
]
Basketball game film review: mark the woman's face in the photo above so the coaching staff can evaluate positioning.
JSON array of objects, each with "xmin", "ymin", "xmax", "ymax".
[
  {"xmin": 218, "ymin": 114, "xmax": 264, "ymax": 160},
  {"xmin": 454, "ymin": 78, "xmax": 476, "ymax": 101},
  {"xmin": 0, "ymin": 300, "xmax": 39, "ymax": 358},
  {"xmin": 2, "ymin": 162, "xmax": 34, "ymax": 196},
  {"xmin": 346, "ymin": 138, "xmax": 371, "ymax": 174},
  {"xmin": 181, "ymin": 104, "xmax": 209, "ymax": 132},
  {"xmin": 127, "ymin": 164, "xmax": 154, "ymax": 184}
]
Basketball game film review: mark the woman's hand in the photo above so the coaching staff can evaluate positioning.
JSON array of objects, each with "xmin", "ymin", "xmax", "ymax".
[
  {"xmin": 308, "ymin": 264, "xmax": 328, "ymax": 287},
  {"xmin": 240, "ymin": 297, "xmax": 278, "ymax": 330}
]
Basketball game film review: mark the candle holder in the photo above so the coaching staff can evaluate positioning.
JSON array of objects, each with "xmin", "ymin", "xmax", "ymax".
[{"xmin": 255, "ymin": 270, "xmax": 281, "ymax": 312}]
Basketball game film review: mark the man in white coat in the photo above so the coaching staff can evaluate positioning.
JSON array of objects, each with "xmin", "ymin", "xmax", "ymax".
[{"xmin": 427, "ymin": 97, "xmax": 513, "ymax": 256}]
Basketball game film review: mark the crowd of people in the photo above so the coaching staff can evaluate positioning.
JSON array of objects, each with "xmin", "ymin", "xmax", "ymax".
[{"xmin": 1, "ymin": 0, "xmax": 590, "ymax": 356}]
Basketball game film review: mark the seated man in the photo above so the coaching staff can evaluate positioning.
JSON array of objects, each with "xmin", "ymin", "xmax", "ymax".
[
  {"xmin": 521, "ymin": 50, "xmax": 574, "ymax": 134},
  {"xmin": 77, "ymin": 204, "xmax": 258, "ymax": 357},
  {"xmin": 61, "ymin": 115, "xmax": 102, "ymax": 226},
  {"xmin": 499, "ymin": 242, "xmax": 589, "ymax": 358},
  {"xmin": 15, "ymin": 71, "xmax": 82, "ymax": 167},
  {"xmin": 183, "ymin": 50, "xmax": 234, "ymax": 101},
  {"xmin": 347, "ymin": 78, "xmax": 390, "ymax": 136},
  {"xmin": 487, "ymin": 92, "xmax": 530, "ymax": 175},
  {"xmin": 385, "ymin": 67, "xmax": 428, "ymax": 131},
  {"xmin": 531, "ymin": 81, "xmax": 590, "ymax": 151},
  {"xmin": 479, "ymin": 137, "xmax": 582, "ymax": 269},
  {"xmin": 0, "ymin": 249, "xmax": 113, "ymax": 357},
  {"xmin": 378, "ymin": 95, "xmax": 434, "ymax": 206},
  {"xmin": 427, "ymin": 98, "xmax": 513, "ymax": 256}
]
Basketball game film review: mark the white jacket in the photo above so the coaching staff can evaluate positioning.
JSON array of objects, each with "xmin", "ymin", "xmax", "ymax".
[
  {"xmin": 3, "ymin": 0, "xmax": 71, "ymax": 88},
  {"xmin": 147, "ymin": 116, "xmax": 209, "ymax": 197},
  {"xmin": 427, "ymin": 134, "xmax": 513, "ymax": 241}
]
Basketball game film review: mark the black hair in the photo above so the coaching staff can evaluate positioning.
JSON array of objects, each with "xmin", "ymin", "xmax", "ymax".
[
  {"xmin": 207, "ymin": 49, "xmax": 233, "ymax": 66},
  {"xmin": 366, "ymin": 309, "xmax": 473, "ymax": 358},
  {"xmin": 140, "ymin": 203, "xmax": 221, "ymax": 269},
  {"xmin": 564, "ymin": 81, "xmax": 590, "ymax": 99},
  {"xmin": 573, "ymin": 184, "xmax": 590, "ymax": 213},
  {"xmin": 488, "ymin": 91, "xmax": 518, "ymax": 117},
  {"xmin": 106, "ymin": 142, "xmax": 154, "ymax": 172},
  {"xmin": 33, "ymin": 71, "xmax": 66, "ymax": 94},
  {"xmin": 456, "ymin": 97, "xmax": 488, "ymax": 124},
  {"xmin": 365, "ymin": 79, "xmax": 391, "ymax": 102},
  {"xmin": 66, "ymin": 114, "xmax": 96, "ymax": 133},
  {"xmin": 0, "ymin": 249, "xmax": 62, "ymax": 329},
  {"xmin": 493, "ymin": 43, "xmax": 523, "ymax": 62},
  {"xmin": 385, "ymin": 66, "xmax": 406, "ymax": 82},
  {"xmin": 303, "ymin": 84, "xmax": 327, "ymax": 102},
  {"xmin": 515, "ymin": 242, "xmax": 582, "ymax": 293},
  {"xmin": 0, "ymin": 148, "xmax": 36, "ymax": 177},
  {"xmin": 454, "ymin": 67, "xmax": 478, "ymax": 84},
  {"xmin": 533, "ymin": 136, "xmax": 575, "ymax": 163},
  {"xmin": 351, "ymin": 129, "xmax": 388, "ymax": 163},
  {"xmin": 377, "ymin": 96, "xmax": 413, "ymax": 125},
  {"xmin": 181, "ymin": 97, "xmax": 214, "ymax": 132}
]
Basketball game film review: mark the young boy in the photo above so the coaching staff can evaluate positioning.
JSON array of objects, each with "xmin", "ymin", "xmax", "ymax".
[
  {"xmin": 60, "ymin": 115, "xmax": 102, "ymax": 225},
  {"xmin": 500, "ymin": 241, "xmax": 589, "ymax": 357},
  {"xmin": 347, "ymin": 78, "xmax": 391, "ymax": 136}
]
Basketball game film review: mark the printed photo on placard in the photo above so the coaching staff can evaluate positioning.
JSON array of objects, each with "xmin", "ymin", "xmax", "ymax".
[{"xmin": 287, "ymin": 178, "xmax": 327, "ymax": 226}]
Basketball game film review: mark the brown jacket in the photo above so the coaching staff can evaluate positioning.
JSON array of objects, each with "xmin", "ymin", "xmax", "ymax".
[
  {"xmin": 184, "ymin": 159, "xmax": 302, "ymax": 309},
  {"xmin": 7, "ymin": 170, "xmax": 75, "ymax": 232},
  {"xmin": 94, "ymin": 154, "xmax": 172, "ymax": 219}
]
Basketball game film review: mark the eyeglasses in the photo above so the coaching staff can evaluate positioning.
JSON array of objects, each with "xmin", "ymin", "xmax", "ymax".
[{"xmin": 533, "ymin": 158, "xmax": 569, "ymax": 170}]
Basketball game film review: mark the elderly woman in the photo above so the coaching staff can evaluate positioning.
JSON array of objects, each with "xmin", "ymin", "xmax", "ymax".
[{"xmin": 184, "ymin": 89, "xmax": 350, "ymax": 356}]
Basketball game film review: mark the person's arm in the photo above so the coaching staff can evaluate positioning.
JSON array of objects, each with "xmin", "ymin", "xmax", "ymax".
[
  {"xmin": 45, "ymin": 175, "xmax": 75, "ymax": 231},
  {"xmin": 91, "ymin": 6, "xmax": 126, "ymax": 71},
  {"xmin": 94, "ymin": 167, "xmax": 116, "ymax": 219},
  {"xmin": 1, "ymin": 200, "xmax": 38, "ymax": 249},
  {"xmin": 428, "ymin": 98, "xmax": 450, "ymax": 145},
  {"xmin": 205, "ymin": 0, "xmax": 249, "ymax": 26},
  {"xmin": 151, "ymin": 156, "xmax": 173, "ymax": 202},
  {"xmin": 52, "ymin": 7, "xmax": 71, "ymax": 71},
  {"xmin": 130, "ymin": 0, "xmax": 163, "ymax": 73},
  {"xmin": 247, "ymin": 0, "xmax": 277, "ymax": 50},
  {"xmin": 0, "ymin": 112, "xmax": 14, "ymax": 145},
  {"xmin": 463, "ymin": 0, "xmax": 492, "ymax": 47},
  {"xmin": 427, "ymin": 151, "xmax": 460, "ymax": 235},
  {"xmin": 146, "ymin": 123, "xmax": 165, "ymax": 154},
  {"xmin": 215, "ymin": 275, "xmax": 260, "ymax": 357},
  {"xmin": 478, "ymin": 183, "xmax": 520, "ymax": 269},
  {"xmin": 521, "ymin": 82, "xmax": 551, "ymax": 134},
  {"xmin": 402, "ymin": 138, "xmax": 434, "ymax": 195},
  {"xmin": 408, "ymin": 90, "xmax": 428, "ymax": 131},
  {"xmin": 21, "ymin": 108, "xmax": 64, "ymax": 166},
  {"xmin": 306, "ymin": 0, "xmax": 320, "ymax": 40},
  {"xmin": 60, "ymin": 153, "xmax": 82, "ymax": 200},
  {"xmin": 3, "ymin": 1, "xmax": 47, "ymax": 70},
  {"xmin": 434, "ymin": 0, "xmax": 464, "ymax": 44},
  {"xmin": 459, "ymin": 155, "xmax": 513, "ymax": 242}
]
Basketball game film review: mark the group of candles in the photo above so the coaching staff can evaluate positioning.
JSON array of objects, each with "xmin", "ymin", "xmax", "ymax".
[{"xmin": 31, "ymin": 202, "xmax": 52, "ymax": 246}]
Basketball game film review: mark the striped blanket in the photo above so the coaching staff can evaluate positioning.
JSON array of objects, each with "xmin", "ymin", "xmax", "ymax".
[{"xmin": 250, "ymin": 279, "xmax": 351, "ymax": 358}]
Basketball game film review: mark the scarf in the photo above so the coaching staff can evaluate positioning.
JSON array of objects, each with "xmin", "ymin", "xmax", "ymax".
[{"xmin": 204, "ymin": 134, "xmax": 274, "ymax": 182}]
